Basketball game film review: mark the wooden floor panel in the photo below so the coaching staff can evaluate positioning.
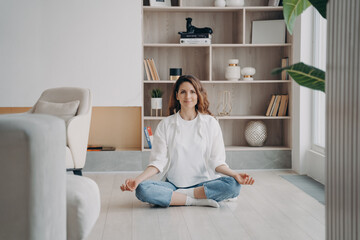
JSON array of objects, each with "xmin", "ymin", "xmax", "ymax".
[{"xmin": 85, "ymin": 170, "xmax": 325, "ymax": 240}]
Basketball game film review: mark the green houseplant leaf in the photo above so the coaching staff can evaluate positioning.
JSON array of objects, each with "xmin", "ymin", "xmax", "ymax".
[
  {"xmin": 151, "ymin": 88, "xmax": 163, "ymax": 98},
  {"xmin": 272, "ymin": 62, "xmax": 325, "ymax": 92},
  {"xmin": 309, "ymin": 0, "xmax": 328, "ymax": 19},
  {"xmin": 283, "ymin": 0, "xmax": 311, "ymax": 35}
]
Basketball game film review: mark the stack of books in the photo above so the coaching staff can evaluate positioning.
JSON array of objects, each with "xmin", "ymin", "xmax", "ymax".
[
  {"xmin": 144, "ymin": 126, "xmax": 153, "ymax": 149},
  {"xmin": 265, "ymin": 94, "xmax": 289, "ymax": 116},
  {"xmin": 144, "ymin": 58, "xmax": 160, "ymax": 80},
  {"xmin": 179, "ymin": 33, "xmax": 212, "ymax": 44}
]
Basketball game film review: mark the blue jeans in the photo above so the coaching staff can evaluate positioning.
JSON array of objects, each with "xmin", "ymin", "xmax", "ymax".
[{"xmin": 135, "ymin": 177, "xmax": 241, "ymax": 207}]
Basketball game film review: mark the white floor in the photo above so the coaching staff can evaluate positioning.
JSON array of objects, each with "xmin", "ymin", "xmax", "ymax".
[{"xmin": 85, "ymin": 170, "xmax": 325, "ymax": 240}]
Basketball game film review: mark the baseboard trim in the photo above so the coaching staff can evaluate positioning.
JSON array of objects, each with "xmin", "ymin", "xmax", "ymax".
[{"xmin": 84, "ymin": 150, "xmax": 291, "ymax": 172}]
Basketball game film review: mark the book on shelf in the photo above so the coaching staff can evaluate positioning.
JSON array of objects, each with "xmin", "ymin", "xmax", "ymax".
[
  {"xmin": 144, "ymin": 127, "xmax": 152, "ymax": 149},
  {"xmin": 145, "ymin": 59, "xmax": 155, "ymax": 80},
  {"xmin": 151, "ymin": 58, "xmax": 160, "ymax": 80},
  {"xmin": 179, "ymin": 33, "xmax": 212, "ymax": 39},
  {"xmin": 266, "ymin": 94, "xmax": 289, "ymax": 116},
  {"xmin": 143, "ymin": 59, "xmax": 151, "ymax": 80},
  {"xmin": 268, "ymin": 95, "xmax": 278, "ymax": 116},
  {"xmin": 147, "ymin": 127, "xmax": 153, "ymax": 144},
  {"xmin": 144, "ymin": 58, "xmax": 160, "ymax": 80},
  {"xmin": 180, "ymin": 38, "xmax": 211, "ymax": 44},
  {"xmin": 265, "ymin": 95, "xmax": 276, "ymax": 116},
  {"xmin": 87, "ymin": 145, "xmax": 116, "ymax": 151},
  {"xmin": 271, "ymin": 95, "xmax": 281, "ymax": 116},
  {"xmin": 278, "ymin": 95, "xmax": 289, "ymax": 116},
  {"xmin": 281, "ymin": 57, "xmax": 289, "ymax": 80}
]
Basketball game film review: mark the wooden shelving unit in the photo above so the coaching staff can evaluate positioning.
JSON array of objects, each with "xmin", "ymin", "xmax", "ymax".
[{"xmin": 142, "ymin": 0, "xmax": 292, "ymax": 151}]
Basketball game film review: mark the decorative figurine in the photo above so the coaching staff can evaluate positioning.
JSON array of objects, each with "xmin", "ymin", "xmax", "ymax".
[
  {"xmin": 217, "ymin": 91, "xmax": 232, "ymax": 116},
  {"xmin": 178, "ymin": 18, "xmax": 213, "ymax": 35}
]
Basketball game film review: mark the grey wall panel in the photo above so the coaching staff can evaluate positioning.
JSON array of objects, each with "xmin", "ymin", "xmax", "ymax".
[{"xmin": 326, "ymin": 0, "xmax": 360, "ymax": 239}]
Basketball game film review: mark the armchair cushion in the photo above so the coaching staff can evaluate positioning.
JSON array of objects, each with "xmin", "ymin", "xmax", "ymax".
[{"xmin": 34, "ymin": 100, "xmax": 80, "ymax": 123}]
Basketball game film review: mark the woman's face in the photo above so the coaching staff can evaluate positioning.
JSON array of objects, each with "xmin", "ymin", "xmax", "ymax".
[{"xmin": 176, "ymin": 81, "xmax": 198, "ymax": 111}]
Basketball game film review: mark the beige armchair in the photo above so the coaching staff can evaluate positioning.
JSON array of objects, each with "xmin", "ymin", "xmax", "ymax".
[{"xmin": 30, "ymin": 87, "xmax": 92, "ymax": 175}]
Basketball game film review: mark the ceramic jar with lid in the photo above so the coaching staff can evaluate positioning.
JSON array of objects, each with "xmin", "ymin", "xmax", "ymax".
[{"xmin": 225, "ymin": 59, "xmax": 241, "ymax": 81}]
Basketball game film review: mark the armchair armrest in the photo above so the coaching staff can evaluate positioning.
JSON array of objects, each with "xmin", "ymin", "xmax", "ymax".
[{"xmin": 67, "ymin": 110, "xmax": 92, "ymax": 169}]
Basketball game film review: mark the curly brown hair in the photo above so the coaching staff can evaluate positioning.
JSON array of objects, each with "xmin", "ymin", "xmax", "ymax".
[{"xmin": 168, "ymin": 75, "xmax": 212, "ymax": 115}]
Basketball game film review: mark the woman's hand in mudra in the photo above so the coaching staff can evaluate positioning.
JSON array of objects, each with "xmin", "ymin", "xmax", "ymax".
[
  {"xmin": 233, "ymin": 173, "xmax": 255, "ymax": 185},
  {"xmin": 120, "ymin": 178, "xmax": 138, "ymax": 192}
]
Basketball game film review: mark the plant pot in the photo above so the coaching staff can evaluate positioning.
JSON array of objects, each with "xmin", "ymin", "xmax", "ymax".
[{"xmin": 151, "ymin": 98, "xmax": 162, "ymax": 110}]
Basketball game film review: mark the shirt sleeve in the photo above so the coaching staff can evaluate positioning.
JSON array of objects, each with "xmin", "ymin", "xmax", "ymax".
[
  {"xmin": 208, "ymin": 118, "xmax": 228, "ymax": 171},
  {"xmin": 147, "ymin": 120, "xmax": 169, "ymax": 173}
]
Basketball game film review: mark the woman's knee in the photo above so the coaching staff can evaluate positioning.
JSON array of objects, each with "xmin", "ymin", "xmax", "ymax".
[
  {"xmin": 135, "ymin": 181, "xmax": 151, "ymax": 202},
  {"xmin": 223, "ymin": 177, "xmax": 241, "ymax": 197},
  {"xmin": 135, "ymin": 181, "xmax": 172, "ymax": 207}
]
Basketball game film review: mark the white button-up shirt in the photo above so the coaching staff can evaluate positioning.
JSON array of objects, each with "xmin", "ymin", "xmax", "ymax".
[{"xmin": 148, "ymin": 111, "xmax": 228, "ymax": 184}]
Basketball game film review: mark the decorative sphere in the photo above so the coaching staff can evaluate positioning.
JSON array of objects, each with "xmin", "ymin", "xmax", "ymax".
[{"xmin": 244, "ymin": 121, "xmax": 267, "ymax": 147}]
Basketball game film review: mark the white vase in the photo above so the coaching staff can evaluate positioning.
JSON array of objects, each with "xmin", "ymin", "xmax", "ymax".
[
  {"xmin": 214, "ymin": 0, "xmax": 226, "ymax": 7},
  {"xmin": 226, "ymin": 0, "xmax": 244, "ymax": 7},
  {"xmin": 225, "ymin": 59, "xmax": 241, "ymax": 81},
  {"xmin": 151, "ymin": 98, "xmax": 162, "ymax": 110}
]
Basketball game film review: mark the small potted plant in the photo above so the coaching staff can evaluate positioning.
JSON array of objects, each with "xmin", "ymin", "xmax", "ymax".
[{"xmin": 150, "ymin": 88, "xmax": 163, "ymax": 116}]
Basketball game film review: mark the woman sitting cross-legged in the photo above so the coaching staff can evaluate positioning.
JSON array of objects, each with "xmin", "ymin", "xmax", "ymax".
[{"xmin": 120, "ymin": 75, "xmax": 254, "ymax": 207}]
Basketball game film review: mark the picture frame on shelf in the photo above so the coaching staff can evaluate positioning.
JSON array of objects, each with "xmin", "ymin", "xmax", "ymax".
[
  {"xmin": 252, "ymin": 19, "xmax": 285, "ymax": 44},
  {"xmin": 149, "ymin": 0, "xmax": 171, "ymax": 7}
]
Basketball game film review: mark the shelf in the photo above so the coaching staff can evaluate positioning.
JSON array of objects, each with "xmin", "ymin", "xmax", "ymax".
[
  {"xmin": 144, "ymin": 43, "xmax": 211, "ymax": 47},
  {"xmin": 142, "ymin": 3, "xmax": 292, "ymax": 152},
  {"xmin": 217, "ymin": 116, "xmax": 291, "ymax": 120},
  {"xmin": 225, "ymin": 146, "xmax": 291, "ymax": 151},
  {"xmin": 144, "ymin": 43, "xmax": 292, "ymax": 47},
  {"xmin": 143, "ymin": 6, "xmax": 283, "ymax": 12},
  {"xmin": 144, "ymin": 80, "xmax": 291, "ymax": 83},
  {"xmin": 212, "ymin": 43, "xmax": 292, "ymax": 47},
  {"xmin": 144, "ymin": 116, "xmax": 290, "ymax": 120},
  {"xmin": 143, "ymin": 146, "xmax": 291, "ymax": 151},
  {"xmin": 205, "ymin": 80, "xmax": 292, "ymax": 83},
  {"xmin": 144, "ymin": 116, "xmax": 167, "ymax": 120}
]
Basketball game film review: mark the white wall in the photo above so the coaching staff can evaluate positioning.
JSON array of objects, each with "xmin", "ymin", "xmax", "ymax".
[
  {"xmin": 0, "ymin": 0, "xmax": 142, "ymax": 107},
  {"xmin": 305, "ymin": 150, "xmax": 325, "ymax": 184},
  {"xmin": 292, "ymin": 7, "xmax": 326, "ymax": 183},
  {"xmin": 291, "ymin": 7, "xmax": 313, "ymax": 174}
]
